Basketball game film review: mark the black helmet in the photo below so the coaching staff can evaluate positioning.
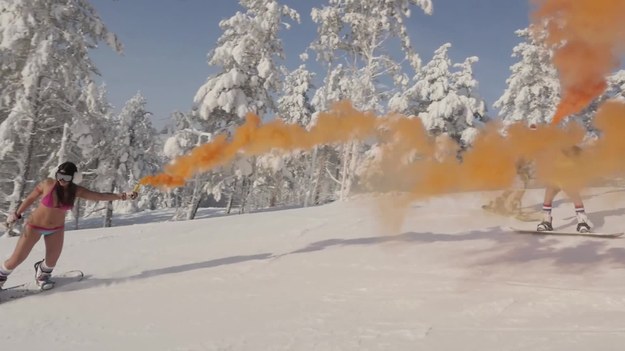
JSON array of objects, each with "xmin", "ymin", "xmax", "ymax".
[{"xmin": 57, "ymin": 161, "xmax": 78, "ymax": 176}]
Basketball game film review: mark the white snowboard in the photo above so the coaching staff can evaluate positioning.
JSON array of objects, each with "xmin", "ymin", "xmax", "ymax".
[{"xmin": 510, "ymin": 227, "xmax": 624, "ymax": 238}]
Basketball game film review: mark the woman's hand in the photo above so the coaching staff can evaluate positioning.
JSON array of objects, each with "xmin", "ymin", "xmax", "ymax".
[
  {"xmin": 119, "ymin": 191, "xmax": 139, "ymax": 200},
  {"xmin": 6, "ymin": 212, "xmax": 22, "ymax": 225}
]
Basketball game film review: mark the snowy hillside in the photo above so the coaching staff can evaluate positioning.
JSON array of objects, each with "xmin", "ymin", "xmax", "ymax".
[{"xmin": 3, "ymin": 188, "xmax": 625, "ymax": 350}]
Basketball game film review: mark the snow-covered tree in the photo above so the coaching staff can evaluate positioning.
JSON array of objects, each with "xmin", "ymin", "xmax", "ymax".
[
  {"xmin": 119, "ymin": 94, "xmax": 159, "ymax": 187},
  {"xmin": 62, "ymin": 82, "xmax": 115, "ymax": 229},
  {"xmin": 277, "ymin": 64, "xmax": 315, "ymax": 126},
  {"xmin": 0, "ymin": 0, "xmax": 122, "ymax": 214},
  {"xmin": 606, "ymin": 70, "xmax": 625, "ymax": 102},
  {"xmin": 390, "ymin": 43, "xmax": 485, "ymax": 146},
  {"xmin": 95, "ymin": 93, "xmax": 161, "ymax": 226},
  {"xmin": 186, "ymin": 0, "xmax": 300, "ymax": 215},
  {"xmin": 162, "ymin": 109, "xmax": 228, "ymax": 220},
  {"xmin": 572, "ymin": 69, "xmax": 625, "ymax": 134},
  {"xmin": 194, "ymin": 0, "xmax": 300, "ymax": 131},
  {"xmin": 155, "ymin": 118, "xmax": 202, "ymax": 218},
  {"xmin": 263, "ymin": 64, "xmax": 316, "ymax": 208},
  {"xmin": 309, "ymin": 0, "xmax": 434, "ymax": 200},
  {"xmin": 450, "ymin": 56, "xmax": 487, "ymax": 145},
  {"xmin": 494, "ymin": 25, "xmax": 560, "ymax": 126},
  {"xmin": 310, "ymin": 0, "xmax": 433, "ymax": 98},
  {"xmin": 305, "ymin": 65, "xmax": 354, "ymax": 205},
  {"xmin": 311, "ymin": 65, "xmax": 350, "ymax": 114}
]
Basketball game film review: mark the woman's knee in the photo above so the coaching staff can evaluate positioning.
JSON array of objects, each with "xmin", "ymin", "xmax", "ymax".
[{"xmin": 5, "ymin": 233, "xmax": 39, "ymax": 268}]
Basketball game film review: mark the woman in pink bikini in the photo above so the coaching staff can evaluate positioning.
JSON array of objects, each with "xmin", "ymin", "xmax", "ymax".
[{"xmin": 0, "ymin": 161, "xmax": 138, "ymax": 289}]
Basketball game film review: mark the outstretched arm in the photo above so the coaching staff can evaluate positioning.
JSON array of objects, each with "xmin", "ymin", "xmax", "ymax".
[
  {"xmin": 76, "ymin": 186, "xmax": 138, "ymax": 202},
  {"xmin": 15, "ymin": 181, "xmax": 46, "ymax": 216}
]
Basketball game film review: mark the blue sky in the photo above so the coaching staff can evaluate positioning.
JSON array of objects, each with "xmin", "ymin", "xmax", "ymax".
[{"xmin": 90, "ymin": 0, "xmax": 531, "ymax": 129}]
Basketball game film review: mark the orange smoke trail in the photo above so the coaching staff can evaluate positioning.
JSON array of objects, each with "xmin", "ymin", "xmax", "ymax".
[
  {"xmin": 143, "ymin": 99, "xmax": 625, "ymax": 195},
  {"xmin": 141, "ymin": 101, "xmax": 381, "ymax": 188},
  {"xmin": 531, "ymin": 0, "xmax": 625, "ymax": 124}
]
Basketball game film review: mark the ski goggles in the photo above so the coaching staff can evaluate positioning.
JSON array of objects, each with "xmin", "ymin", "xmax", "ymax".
[{"xmin": 56, "ymin": 173, "xmax": 73, "ymax": 182}]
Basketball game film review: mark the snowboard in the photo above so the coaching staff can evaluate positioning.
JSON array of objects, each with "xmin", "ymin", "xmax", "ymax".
[
  {"xmin": 0, "ymin": 270, "xmax": 85, "ymax": 302},
  {"xmin": 510, "ymin": 227, "xmax": 624, "ymax": 238}
]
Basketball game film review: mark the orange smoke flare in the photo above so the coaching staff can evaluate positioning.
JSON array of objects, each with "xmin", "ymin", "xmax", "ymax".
[
  {"xmin": 140, "ymin": 101, "xmax": 381, "ymax": 188},
  {"xmin": 531, "ymin": 0, "xmax": 625, "ymax": 124},
  {"xmin": 143, "ymin": 99, "xmax": 625, "ymax": 195}
]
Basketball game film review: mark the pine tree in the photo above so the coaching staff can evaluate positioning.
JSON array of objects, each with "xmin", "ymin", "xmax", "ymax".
[
  {"xmin": 390, "ymin": 43, "xmax": 485, "ymax": 146},
  {"xmin": 96, "ymin": 93, "xmax": 161, "ymax": 226},
  {"xmin": 194, "ymin": 0, "xmax": 300, "ymax": 129},
  {"xmin": 309, "ymin": 0, "xmax": 433, "ymax": 200},
  {"xmin": 450, "ymin": 56, "xmax": 487, "ymax": 146},
  {"xmin": 189, "ymin": 0, "xmax": 300, "ymax": 215},
  {"xmin": 162, "ymin": 110, "xmax": 215, "ymax": 219},
  {"xmin": 307, "ymin": 66, "xmax": 350, "ymax": 205},
  {"xmin": 390, "ymin": 43, "xmax": 454, "ymax": 123},
  {"xmin": 494, "ymin": 25, "xmax": 560, "ymax": 126},
  {"xmin": 0, "ymin": 0, "xmax": 121, "ymax": 214},
  {"xmin": 573, "ymin": 69, "xmax": 625, "ymax": 135},
  {"xmin": 64, "ymin": 82, "xmax": 114, "ymax": 229},
  {"xmin": 277, "ymin": 65, "xmax": 315, "ymax": 126},
  {"xmin": 255, "ymin": 64, "xmax": 316, "ymax": 208}
]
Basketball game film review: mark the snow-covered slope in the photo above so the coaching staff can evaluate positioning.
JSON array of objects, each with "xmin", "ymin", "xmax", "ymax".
[{"xmin": 2, "ymin": 188, "xmax": 625, "ymax": 350}]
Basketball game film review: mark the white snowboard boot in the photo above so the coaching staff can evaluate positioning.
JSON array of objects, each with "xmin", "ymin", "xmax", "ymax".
[
  {"xmin": 34, "ymin": 260, "xmax": 55, "ymax": 290},
  {"xmin": 576, "ymin": 212, "xmax": 592, "ymax": 233},
  {"xmin": 537, "ymin": 214, "xmax": 553, "ymax": 232},
  {"xmin": 0, "ymin": 264, "xmax": 12, "ymax": 289},
  {"xmin": 0, "ymin": 273, "xmax": 7, "ymax": 289}
]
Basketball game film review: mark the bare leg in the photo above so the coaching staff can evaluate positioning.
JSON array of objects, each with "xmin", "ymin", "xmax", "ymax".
[
  {"xmin": 563, "ymin": 189, "xmax": 584, "ymax": 209},
  {"xmin": 4, "ymin": 225, "xmax": 41, "ymax": 270},
  {"xmin": 563, "ymin": 189, "xmax": 591, "ymax": 231},
  {"xmin": 537, "ymin": 186, "xmax": 560, "ymax": 231},
  {"xmin": 43, "ymin": 230, "xmax": 64, "ymax": 268},
  {"xmin": 543, "ymin": 186, "xmax": 560, "ymax": 207}
]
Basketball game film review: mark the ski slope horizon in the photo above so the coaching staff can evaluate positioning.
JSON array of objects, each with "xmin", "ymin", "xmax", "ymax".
[{"xmin": 3, "ymin": 187, "xmax": 625, "ymax": 350}]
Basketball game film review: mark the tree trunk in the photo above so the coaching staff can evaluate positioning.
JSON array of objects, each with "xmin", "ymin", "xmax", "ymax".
[
  {"xmin": 311, "ymin": 147, "xmax": 328, "ymax": 205},
  {"xmin": 338, "ymin": 141, "xmax": 361, "ymax": 200},
  {"xmin": 57, "ymin": 123, "xmax": 70, "ymax": 163},
  {"xmin": 104, "ymin": 201, "xmax": 113, "ymax": 227},
  {"xmin": 239, "ymin": 177, "xmax": 248, "ymax": 214},
  {"xmin": 10, "ymin": 119, "xmax": 36, "ymax": 213},
  {"xmin": 269, "ymin": 172, "xmax": 283, "ymax": 208},
  {"xmin": 72, "ymin": 199, "xmax": 81, "ymax": 230},
  {"xmin": 304, "ymin": 147, "xmax": 317, "ymax": 207},
  {"xmin": 226, "ymin": 179, "xmax": 237, "ymax": 215},
  {"xmin": 240, "ymin": 157, "xmax": 257, "ymax": 213},
  {"xmin": 346, "ymin": 141, "xmax": 360, "ymax": 196},
  {"xmin": 338, "ymin": 142, "xmax": 352, "ymax": 201},
  {"xmin": 104, "ymin": 179, "xmax": 116, "ymax": 228},
  {"xmin": 186, "ymin": 176, "xmax": 203, "ymax": 220},
  {"xmin": 9, "ymin": 77, "xmax": 43, "ymax": 213}
]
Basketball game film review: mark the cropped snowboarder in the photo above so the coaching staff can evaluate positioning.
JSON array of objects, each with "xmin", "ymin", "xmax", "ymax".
[{"xmin": 536, "ymin": 145, "xmax": 592, "ymax": 233}]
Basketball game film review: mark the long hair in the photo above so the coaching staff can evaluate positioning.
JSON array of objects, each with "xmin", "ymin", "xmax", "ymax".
[{"xmin": 56, "ymin": 162, "xmax": 78, "ymax": 206}]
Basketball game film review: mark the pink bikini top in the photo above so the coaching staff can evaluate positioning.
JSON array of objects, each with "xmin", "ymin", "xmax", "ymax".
[{"xmin": 41, "ymin": 184, "xmax": 74, "ymax": 211}]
